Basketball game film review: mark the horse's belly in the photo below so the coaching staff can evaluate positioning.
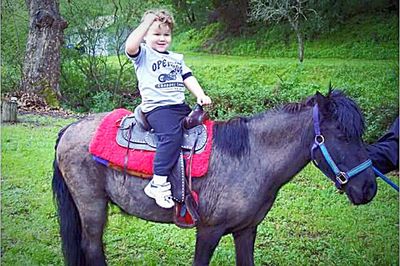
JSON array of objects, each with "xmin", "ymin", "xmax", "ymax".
[{"xmin": 105, "ymin": 169, "xmax": 174, "ymax": 223}]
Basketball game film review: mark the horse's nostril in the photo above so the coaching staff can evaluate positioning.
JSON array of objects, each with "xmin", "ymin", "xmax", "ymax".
[{"xmin": 363, "ymin": 179, "xmax": 377, "ymax": 203}]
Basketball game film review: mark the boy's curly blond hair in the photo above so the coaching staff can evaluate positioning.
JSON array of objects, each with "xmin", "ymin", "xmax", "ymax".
[{"xmin": 142, "ymin": 9, "xmax": 175, "ymax": 31}]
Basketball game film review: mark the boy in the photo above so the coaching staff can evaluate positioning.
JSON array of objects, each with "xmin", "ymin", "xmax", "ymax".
[{"xmin": 125, "ymin": 9, "xmax": 211, "ymax": 208}]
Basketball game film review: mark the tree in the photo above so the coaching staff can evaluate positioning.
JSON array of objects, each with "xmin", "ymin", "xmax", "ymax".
[
  {"xmin": 171, "ymin": 0, "xmax": 196, "ymax": 24},
  {"xmin": 21, "ymin": 0, "xmax": 67, "ymax": 104},
  {"xmin": 212, "ymin": 0, "xmax": 249, "ymax": 35},
  {"xmin": 248, "ymin": 0, "xmax": 317, "ymax": 62}
]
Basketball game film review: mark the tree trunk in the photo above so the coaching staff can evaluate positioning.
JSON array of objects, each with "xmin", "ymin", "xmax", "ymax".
[
  {"xmin": 288, "ymin": 16, "xmax": 304, "ymax": 63},
  {"xmin": 296, "ymin": 31, "xmax": 304, "ymax": 63},
  {"xmin": 21, "ymin": 0, "xmax": 67, "ymax": 101}
]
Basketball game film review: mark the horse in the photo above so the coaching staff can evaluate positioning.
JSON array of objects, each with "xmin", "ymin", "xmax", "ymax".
[{"xmin": 52, "ymin": 89, "xmax": 377, "ymax": 266}]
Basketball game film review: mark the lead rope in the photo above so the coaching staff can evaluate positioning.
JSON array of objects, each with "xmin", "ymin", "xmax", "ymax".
[{"xmin": 373, "ymin": 166, "xmax": 399, "ymax": 192}]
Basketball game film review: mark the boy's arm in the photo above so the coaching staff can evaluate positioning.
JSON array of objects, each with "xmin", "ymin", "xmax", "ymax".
[
  {"xmin": 125, "ymin": 13, "xmax": 158, "ymax": 56},
  {"xmin": 184, "ymin": 76, "xmax": 212, "ymax": 105}
]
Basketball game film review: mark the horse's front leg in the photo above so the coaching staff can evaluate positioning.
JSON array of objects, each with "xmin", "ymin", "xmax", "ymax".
[
  {"xmin": 232, "ymin": 226, "xmax": 257, "ymax": 266},
  {"xmin": 193, "ymin": 226, "xmax": 225, "ymax": 266}
]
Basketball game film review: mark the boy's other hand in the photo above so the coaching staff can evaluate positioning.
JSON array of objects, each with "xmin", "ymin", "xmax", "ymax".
[{"xmin": 197, "ymin": 95, "xmax": 212, "ymax": 106}]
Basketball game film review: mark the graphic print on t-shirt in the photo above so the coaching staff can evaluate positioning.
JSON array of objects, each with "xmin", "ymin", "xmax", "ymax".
[
  {"xmin": 153, "ymin": 58, "xmax": 185, "ymax": 90},
  {"xmin": 158, "ymin": 69, "xmax": 177, "ymax": 82}
]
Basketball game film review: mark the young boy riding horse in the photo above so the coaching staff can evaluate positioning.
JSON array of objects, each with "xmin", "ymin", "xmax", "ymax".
[{"xmin": 125, "ymin": 9, "xmax": 212, "ymax": 208}]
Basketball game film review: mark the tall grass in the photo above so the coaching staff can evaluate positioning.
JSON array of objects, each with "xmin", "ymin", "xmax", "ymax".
[{"xmin": 1, "ymin": 114, "xmax": 398, "ymax": 265}]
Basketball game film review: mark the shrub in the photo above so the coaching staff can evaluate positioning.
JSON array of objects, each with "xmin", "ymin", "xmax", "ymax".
[
  {"xmin": 60, "ymin": 49, "xmax": 138, "ymax": 112},
  {"xmin": 90, "ymin": 90, "xmax": 118, "ymax": 113}
]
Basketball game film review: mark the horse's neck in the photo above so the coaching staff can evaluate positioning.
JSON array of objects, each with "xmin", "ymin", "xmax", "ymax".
[{"xmin": 250, "ymin": 109, "xmax": 314, "ymax": 177}]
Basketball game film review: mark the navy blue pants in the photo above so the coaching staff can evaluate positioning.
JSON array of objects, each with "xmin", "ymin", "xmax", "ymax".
[
  {"xmin": 146, "ymin": 104, "xmax": 191, "ymax": 176},
  {"xmin": 366, "ymin": 117, "xmax": 399, "ymax": 174}
]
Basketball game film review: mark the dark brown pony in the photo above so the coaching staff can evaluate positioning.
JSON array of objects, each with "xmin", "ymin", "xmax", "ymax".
[{"xmin": 52, "ymin": 90, "xmax": 377, "ymax": 266}]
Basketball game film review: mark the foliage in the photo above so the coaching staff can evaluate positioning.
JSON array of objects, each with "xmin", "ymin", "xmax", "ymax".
[
  {"xmin": 1, "ymin": 114, "xmax": 398, "ymax": 265},
  {"xmin": 59, "ymin": 0, "xmax": 147, "ymax": 111},
  {"xmin": 1, "ymin": 0, "xmax": 29, "ymax": 92},
  {"xmin": 60, "ymin": 47, "xmax": 138, "ymax": 112},
  {"xmin": 306, "ymin": 0, "xmax": 397, "ymax": 31},
  {"xmin": 210, "ymin": 0, "xmax": 249, "ymax": 35},
  {"xmin": 248, "ymin": 0, "xmax": 319, "ymax": 62},
  {"xmin": 169, "ymin": 0, "xmax": 213, "ymax": 31},
  {"xmin": 174, "ymin": 13, "xmax": 398, "ymax": 60}
]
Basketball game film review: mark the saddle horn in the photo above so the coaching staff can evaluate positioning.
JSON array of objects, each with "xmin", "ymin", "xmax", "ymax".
[{"xmin": 183, "ymin": 104, "xmax": 208, "ymax": 129}]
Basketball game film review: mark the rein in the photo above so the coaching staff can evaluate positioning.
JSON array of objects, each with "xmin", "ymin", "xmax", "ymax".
[{"xmin": 311, "ymin": 104, "xmax": 372, "ymax": 189}]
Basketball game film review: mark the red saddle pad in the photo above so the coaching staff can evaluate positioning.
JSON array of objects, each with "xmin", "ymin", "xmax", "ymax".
[{"xmin": 89, "ymin": 108, "xmax": 213, "ymax": 178}]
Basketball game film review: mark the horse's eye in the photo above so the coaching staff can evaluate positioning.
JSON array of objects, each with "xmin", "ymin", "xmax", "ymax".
[{"xmin": 338, "ymin": 135, "xmax": 350, "ymax": 142}]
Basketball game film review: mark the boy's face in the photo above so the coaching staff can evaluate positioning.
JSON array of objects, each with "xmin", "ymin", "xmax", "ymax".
[{"xmin": 145, "ymin": 21, "xmax": 172, "ymax": 52}]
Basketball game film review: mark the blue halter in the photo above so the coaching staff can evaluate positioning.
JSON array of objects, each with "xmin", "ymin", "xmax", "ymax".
[{"xmin": 311, "ymin": 104, "xmax": 372, "ymax": 189}]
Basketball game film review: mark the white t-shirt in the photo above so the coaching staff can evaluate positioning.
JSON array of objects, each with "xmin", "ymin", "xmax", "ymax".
[{"xmin": 126, "ymin": 43, "xmax": 192, "ymax": 112}]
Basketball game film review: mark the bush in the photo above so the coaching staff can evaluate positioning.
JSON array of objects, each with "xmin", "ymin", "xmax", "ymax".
[
  {"xmin": 1, "ymin": 65, "xmax": 22, "ymax": 93},
  {"xmin": 60, "ymin": 49, "xmax": 138, "ymax": 112}
]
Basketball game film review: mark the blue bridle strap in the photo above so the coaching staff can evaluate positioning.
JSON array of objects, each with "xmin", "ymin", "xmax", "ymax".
[
  {"xmin": 347, "ymin": 159, "xmax": 372, "ymax": 178},
  {"xmin": 318, "ymin": 144, "xmax": 340, "ymax": 174},
  {"xmin": 311, "ymin": 104, "xmax": 373, "ymax": 188}
]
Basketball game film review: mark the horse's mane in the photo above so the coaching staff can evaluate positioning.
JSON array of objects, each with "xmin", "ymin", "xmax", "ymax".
[
  {"xmin": 213, "ymin": 117, "xmax": 250, "ymax": 158},
  {"xmin": 326, "ymin": 90, "xmax": 365, "ymax": 139},
  {"xmin": 282, "ymin": 89, "xmax": 365, "ymax": 139}
]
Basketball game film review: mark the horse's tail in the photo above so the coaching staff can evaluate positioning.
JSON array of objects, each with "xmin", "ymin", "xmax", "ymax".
[{"xmin": 52, "ymin": 124, "xmax": 86, "ymax": 266}]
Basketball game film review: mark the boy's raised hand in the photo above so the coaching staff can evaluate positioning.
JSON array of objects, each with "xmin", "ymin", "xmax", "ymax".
[{"xmin": 143, "ymin": 12, "xmax": 159, "ymax": 25}]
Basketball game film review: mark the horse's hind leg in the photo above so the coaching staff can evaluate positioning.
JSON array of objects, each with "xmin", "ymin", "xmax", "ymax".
[
  {"xmin": 232, "ymin": 226, "xmax": 257, "ymax": 266},
  {"xmin": 54, "ymin": 163, "xmax": 109, "ymax": 266},
  {"xmin": 61, "ymin": 161, "xmax": 109, "ymax": 265},
  {"xmin": 193, "ymin": 226, "xmax": 225, "ymax": 266},
  {"xmin": 79, "ymin": 199, "xmax": 108, "ymax": 266}
]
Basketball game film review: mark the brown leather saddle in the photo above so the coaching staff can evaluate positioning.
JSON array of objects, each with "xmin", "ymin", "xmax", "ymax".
[{"xmin": 116, "ymin": 104, "xmax": 208, "ymax": 154}]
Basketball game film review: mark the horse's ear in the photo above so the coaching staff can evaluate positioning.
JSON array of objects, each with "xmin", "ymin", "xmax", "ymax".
[
  {"xmin": 315, "ymin": 91, "xmax": 325, "ymax": 101},
  {"xmin": 315, "ymin": 91, "xmax": 330, "ymax": 113},
  {"xmin": 328, "ymin": 82, "xmax": 333, "ymax": 95}
]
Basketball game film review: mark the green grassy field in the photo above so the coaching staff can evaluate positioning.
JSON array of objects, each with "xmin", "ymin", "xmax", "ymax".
[
  {"xmin": 108, "ymin": 52, "xmax": 398, "ymax": 141},
  {"xmin": 1, "ymin": 114, "xmax": 398, "ymax": 265}
]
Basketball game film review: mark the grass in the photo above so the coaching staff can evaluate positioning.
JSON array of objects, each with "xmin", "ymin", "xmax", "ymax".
[
  {"xmin": 108, "ymin": 52, "xmax": 399, "ymax": 141},
  {"xmin": 185, "ymin": 54, "xmax": 398, "ymax": 142},
  {"xmin": 1, "ymin": 114, "xmax": 399, "ymax": 265}
]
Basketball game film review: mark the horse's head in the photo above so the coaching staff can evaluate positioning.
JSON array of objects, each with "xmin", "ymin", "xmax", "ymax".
[{"xmin": 310, "ymin": 90, "xmax": 377, "ymax": 205}]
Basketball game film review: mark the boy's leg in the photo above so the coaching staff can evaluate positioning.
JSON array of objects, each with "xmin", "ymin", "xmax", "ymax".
[{"xmin": 144, "ymin": 104, "xmax": 191, "ymax": 208}]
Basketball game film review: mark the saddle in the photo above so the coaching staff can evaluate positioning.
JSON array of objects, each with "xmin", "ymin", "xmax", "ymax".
[
  {"xmin": 116, "ymin": 104, "xmax": 208, "ymax": 154},
  {"xmin": 115, "ymin": 104, "xmax": 209, "ymax": 229}
]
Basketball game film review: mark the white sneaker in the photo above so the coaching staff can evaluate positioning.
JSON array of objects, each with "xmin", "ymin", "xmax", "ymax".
[{"xmin": 144, "ymin": 180, "xmax": 175, "ymax": 208}]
